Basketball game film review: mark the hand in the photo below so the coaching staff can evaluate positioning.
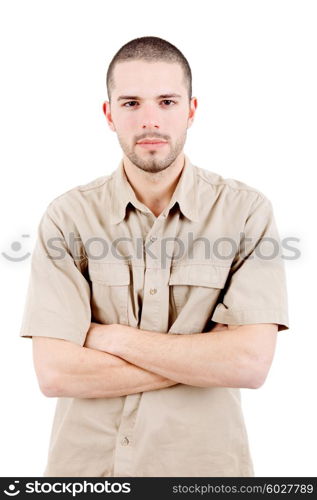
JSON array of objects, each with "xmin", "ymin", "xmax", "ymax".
[
  {"xmin": 84, "ymin": 322, "xmax": 135, "ymax": 353},
  {"xmin": 84, "ymin": 322, "xmax": 106, "ymax": 350}
]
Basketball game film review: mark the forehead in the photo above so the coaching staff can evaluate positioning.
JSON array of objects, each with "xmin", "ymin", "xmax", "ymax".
[{"xmin": 111, "ymin": 60, "xmax": 186, "ymax": 97}]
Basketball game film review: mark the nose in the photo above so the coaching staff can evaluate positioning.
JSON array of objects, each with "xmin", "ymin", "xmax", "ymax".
[{"xmin": 141, "ymin": 103, "xmax": 160, "ymax": 129}]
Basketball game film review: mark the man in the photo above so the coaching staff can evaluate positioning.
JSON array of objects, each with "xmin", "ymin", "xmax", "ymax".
[{"xmin": 20, "ymin": 36, "xmax": 289, "ymax": 477}]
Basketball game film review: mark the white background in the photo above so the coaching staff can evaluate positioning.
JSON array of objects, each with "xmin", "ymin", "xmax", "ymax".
[{"xmin": 0, "ymin": 0, "xmax": 316, "ymax": 477}]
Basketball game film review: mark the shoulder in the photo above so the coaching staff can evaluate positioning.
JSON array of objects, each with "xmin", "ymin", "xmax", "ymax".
[
  {"xmin": 195, "ymin": 164, "xmax": 267, "ymax": 200},
  {"xmin": 32, "ymin": 172, "xmax": 116, "ymax": 236},
  {"xmin": 194, "ymin": 164, "xmax": 274, "ymax": 215},
  {"xmin": 43, "ymin": 172, "xmax": 115, "ymax": 220}
]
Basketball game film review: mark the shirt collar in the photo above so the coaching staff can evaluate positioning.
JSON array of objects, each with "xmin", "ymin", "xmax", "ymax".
[{"xmin": 109, "ymin": 153, "xmax": 199, "ymax": 224}]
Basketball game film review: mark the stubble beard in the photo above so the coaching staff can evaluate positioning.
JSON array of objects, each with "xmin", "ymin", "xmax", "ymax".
[{"xmin": 117, "ymin": 131, "xmax": 187, "ymax": 174}]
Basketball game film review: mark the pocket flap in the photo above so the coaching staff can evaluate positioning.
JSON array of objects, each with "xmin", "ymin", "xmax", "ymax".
[
  {"xmin": 168, "ymin": 263, "xmax": 229, "ymax": 289},
  {"xmin": 88, "ymin": 261, "xmax": 130, "ymax": 285}
]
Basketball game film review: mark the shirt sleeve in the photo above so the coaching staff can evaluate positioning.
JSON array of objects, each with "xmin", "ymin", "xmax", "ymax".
[
  {"xmin": 211, "ymin": 194, "xmax": 290, "ymax": 332},
  {"xmin": 19, "ymin": 207, "xmax": 92, "ymax": 346}
]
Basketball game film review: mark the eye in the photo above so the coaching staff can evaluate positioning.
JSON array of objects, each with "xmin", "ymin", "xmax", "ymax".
[
  {"xmin": 122, "ymin": 99, "xmax": 177, "ymax": 108},
  {"xmin": 123, "ymin": 101, "xmax": 138, "ymax": 108},
  {"xmin": 161, "ymin": 99, "xmax": 176, "ymax": 106}
]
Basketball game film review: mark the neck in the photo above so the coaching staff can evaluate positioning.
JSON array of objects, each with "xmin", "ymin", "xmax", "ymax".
[{"xmin": 122, "ymin": 152, "xmax": 185, "ymax": 217}]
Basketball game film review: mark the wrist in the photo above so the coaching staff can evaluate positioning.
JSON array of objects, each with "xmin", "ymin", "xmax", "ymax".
[{"xmin": 107, "ymin": 323, "xmax": 133, "ymax": 357}]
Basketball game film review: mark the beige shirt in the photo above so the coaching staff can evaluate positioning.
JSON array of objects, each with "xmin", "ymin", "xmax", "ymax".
[{"xmin": 20, "ymin": 153, "xmax": 289, "ymax": 477}]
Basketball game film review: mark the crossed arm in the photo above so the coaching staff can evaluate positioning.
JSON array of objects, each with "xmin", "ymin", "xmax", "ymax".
[{"xmin": 33, "ymin": 321, "xmax": 278, "ymax": 399}]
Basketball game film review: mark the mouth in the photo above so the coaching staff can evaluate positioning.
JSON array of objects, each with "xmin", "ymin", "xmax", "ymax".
[{"xmin": 136, "ymin": 140, "xmax": 168, "ymax": 149}]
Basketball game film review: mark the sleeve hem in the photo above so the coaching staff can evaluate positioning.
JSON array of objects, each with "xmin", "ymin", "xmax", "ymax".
[
  {"xmin": 19, "ymin": 330, "xmax": 86, "ymax": 346},
  {"xmin": 211, "ymin": 308, "xmax": 290, "ymax": 332}
]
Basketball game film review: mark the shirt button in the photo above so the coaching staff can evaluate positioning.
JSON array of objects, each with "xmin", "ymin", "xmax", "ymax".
[
  {"xmin": 149, "ymin": 288, "xmax": 157, "ymax": 295},
  {"xmin": 121, "ymin": 437, "xmax": 129, "ymax": 446},
  {"xmin": 150, "ymin": 236, "xmax": 157, "ymax": 243}
]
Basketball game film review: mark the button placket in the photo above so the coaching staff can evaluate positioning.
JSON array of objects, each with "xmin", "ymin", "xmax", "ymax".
[
  {"xmin": 139, "ymin": 218, "xmax": 165, "ymax": 331},
  {"xmin": 113, "ymin": 393, "xmax": 141, "ymax": 476},
  {"xmin": 144, "ymin": 214, "xmax": 165, "ymax": 263},
  {"xmin": 121, "ymin": 436, "xmax": 129, "ymax": 446}
]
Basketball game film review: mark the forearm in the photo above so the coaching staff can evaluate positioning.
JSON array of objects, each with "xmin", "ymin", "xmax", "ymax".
[
  {"xmin": 36, "ymin": 337, "xmax": 179, "ymax": 399},
  {"xmin": 97, "ymin": 324, "xmax": 261, "ymax": 389},
  {"xmin": 57, "ymin": 346, "xmax": 179, "ymax": 398}
]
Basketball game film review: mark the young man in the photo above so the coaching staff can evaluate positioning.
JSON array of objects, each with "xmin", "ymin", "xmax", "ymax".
[{"xmin": 20, "ymin": 36, "xmax": 289, "ymax": 477}]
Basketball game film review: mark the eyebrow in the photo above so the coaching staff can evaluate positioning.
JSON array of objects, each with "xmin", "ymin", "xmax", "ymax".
[{"xmin": 117, "ymin": 93, "xmax": 182, "ymax": 102}]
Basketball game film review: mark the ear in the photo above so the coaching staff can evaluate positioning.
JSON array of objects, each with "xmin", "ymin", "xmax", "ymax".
[
  {"xmin": 187, "ymin": 97, "xmax": 198, "ymax": 129},
  {"xmin": 102, "ymin": 101, "xmax": 116, "ymax": 132}
]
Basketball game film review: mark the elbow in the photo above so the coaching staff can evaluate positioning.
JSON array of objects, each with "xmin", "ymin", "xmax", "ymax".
[
  {"xmin": 38, "ymin": 372, "xmax": 61, "ymax": 398},
  {"xmin": 32, "ymin": 337, "xmax": 65, "ymax": 397},
  {"xmin": 246, "ymin": 375, "xmax": 266, "ymax": 390},
  {"xmin": 244, "ymin": 362, "xmax": 271, "ymax": 389}
]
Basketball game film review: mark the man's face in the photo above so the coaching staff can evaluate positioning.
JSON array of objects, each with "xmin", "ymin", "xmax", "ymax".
[{"xmin": 104, "ymin": 60, "xmax": 197, "ymax": 173}]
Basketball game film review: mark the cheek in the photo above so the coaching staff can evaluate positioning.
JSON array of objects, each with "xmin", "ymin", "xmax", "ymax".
[
  {"xmin": 164, "ymin": 110, "xmax": 188, "ymax": 131},
  {"xmin": 112, "ymin": 109, "xmax": 134, "ymax": 131},
  {"xmin": 123, "ymin": 115, "xmax": 137, "ymax": 128},
  {"xmin": 114, "ymin": 119, "xmax": 135, "ymax": 142},
  {"xmin": 115, "ymin": 116, "xmax": 132, "ymax": 131}
]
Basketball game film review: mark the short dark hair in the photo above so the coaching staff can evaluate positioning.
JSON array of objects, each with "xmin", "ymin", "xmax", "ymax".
[{"xmin": 106, "ymin": 36, "xmax": 192, "ymax": 103}]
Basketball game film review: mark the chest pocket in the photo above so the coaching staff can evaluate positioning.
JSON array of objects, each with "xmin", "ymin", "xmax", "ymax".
[
  {"xmin": 168, "ymin": 263, "xmax": 229, "ymax": 332},
  {"xmin": 88, "ymin": 260, "xmax": 130, "ymax": 325}
]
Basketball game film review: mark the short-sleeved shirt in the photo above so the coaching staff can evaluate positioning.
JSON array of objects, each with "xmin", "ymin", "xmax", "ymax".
[{"xmin": 19, "ymin": 153, "xmax": 289, "ymax": 477}]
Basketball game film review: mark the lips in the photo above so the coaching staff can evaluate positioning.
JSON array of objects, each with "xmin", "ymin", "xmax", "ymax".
[
  {"xmin": 137, "ymin": 140, "xmax": 167, "ymax": 144},
  {"xmin": 136, "ymin": 141, "xmax": 168, "ymax": 150}
]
